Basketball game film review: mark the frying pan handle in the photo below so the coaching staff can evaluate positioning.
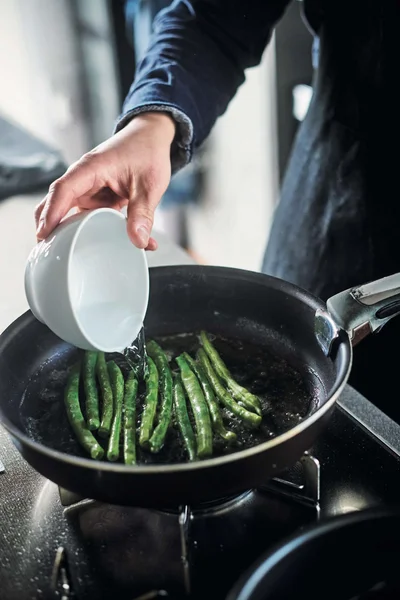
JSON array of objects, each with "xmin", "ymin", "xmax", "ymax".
[{"xmin": 315, "ymin": 273, "xmax": 400, "ymax": 356}]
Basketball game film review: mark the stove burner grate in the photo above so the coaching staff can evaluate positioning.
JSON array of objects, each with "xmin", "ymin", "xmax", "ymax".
[
  {"xmin": 158, "ymin": 490, "xmax": 254, "ymax": 516},
  {"xmin": 54, "ymin": 453, "xmax": 320, "ymax": 598}
]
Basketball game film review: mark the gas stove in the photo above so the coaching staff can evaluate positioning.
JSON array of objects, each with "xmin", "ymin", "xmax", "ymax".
[{"xmin": 1, "ymin": 386, "xmax": 400, "ymax": 600}]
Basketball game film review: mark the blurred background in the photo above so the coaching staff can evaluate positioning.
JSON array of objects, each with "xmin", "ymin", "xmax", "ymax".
[{"xmin": 0, "ymin": 0, "xmax": 313, "ymax": 325}]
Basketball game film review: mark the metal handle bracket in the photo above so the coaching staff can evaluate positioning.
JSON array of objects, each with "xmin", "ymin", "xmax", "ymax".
[{"xmin": 315, "ymin": 273, "xmax": 400, "ymax": 356}]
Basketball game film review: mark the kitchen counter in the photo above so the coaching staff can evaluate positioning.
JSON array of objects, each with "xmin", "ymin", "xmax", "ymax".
[{"xmin": 1, "ymin": 193, "xmax": 400, "ymax": 459}]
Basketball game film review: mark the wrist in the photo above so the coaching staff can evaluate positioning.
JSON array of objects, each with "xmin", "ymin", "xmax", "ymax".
[{"xmin": 125, "ymin": 111, "xmax": 176, "ymax": 144}]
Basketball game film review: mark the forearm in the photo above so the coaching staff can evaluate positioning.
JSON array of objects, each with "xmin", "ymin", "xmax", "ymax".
[{"xmin": 116, "ymin": 0, "xmax": 292, "ymax": 170}]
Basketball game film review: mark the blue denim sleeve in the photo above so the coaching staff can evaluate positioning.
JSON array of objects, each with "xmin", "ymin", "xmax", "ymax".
[{"xmin": 116, "ymin": 0, "xmax": 291, "ymax": 172}]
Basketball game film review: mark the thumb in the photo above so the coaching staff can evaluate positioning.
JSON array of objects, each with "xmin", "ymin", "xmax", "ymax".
[
  {"xmin": 127, "ymin": 199, "xmax": 156, "ymax": 249},
  {"xmin": 126, "ymin": 181, "xmax": 164, "ymax": 249}
]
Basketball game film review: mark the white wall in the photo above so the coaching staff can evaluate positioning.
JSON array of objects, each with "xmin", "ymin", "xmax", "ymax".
[
  {"xmin": 187, "ymin": 41, "xmax": 279, "ymax": 272},
  {"xmin": 0, "ymin": 0, "xmax": 98, "ymax": 163}
]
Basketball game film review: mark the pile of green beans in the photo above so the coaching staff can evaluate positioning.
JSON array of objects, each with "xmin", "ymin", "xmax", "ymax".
[{"xmin": 63, "ymin": 332, "xmax": 263, "ymax": 464}]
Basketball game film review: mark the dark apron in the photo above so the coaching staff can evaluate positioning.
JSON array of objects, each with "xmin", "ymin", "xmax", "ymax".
[{"xmin": 262, "ymin": 2, "xmax": 400, "ymax": 420}]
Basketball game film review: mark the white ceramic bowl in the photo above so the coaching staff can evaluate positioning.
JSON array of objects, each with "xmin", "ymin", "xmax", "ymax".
[{"xmin": 25, "ymin": 208, "xmax": 149, "ymax": 352}]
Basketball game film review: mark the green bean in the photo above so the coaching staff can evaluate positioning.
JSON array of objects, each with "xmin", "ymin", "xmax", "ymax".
[
  {"xmin": 183, "ymin": 352, "xmax": 236, "ymax": 444},
  {"xmin": 197, "ymin": 349, "xmax": 262, "ymax": 428},
  {"xmin": 64, "ymin": 363, "xmax": 104, "ymax": 460},
  {"xmin": 200, "ymin": 331, "xmax": 262, "ymax": 416},
  {"xmin": 176, "ymin": 354, "xmax": 212, "ymax": 459},
  {"xmin": 97, "ymin": 352, "xmax": 114, "ymax": 438},
  {"xmin": 173, "ymin": 374, "xmax": 197, "ymax": 461},
  {"xmin": 139, "ymin": 356, "xmax": 159, "ymax": 448},
  {"xmin": 82, "ymin": 351, "xmax": 100, "ymax": 431},
  {"xmin": 147, "ymin": 340, "xmax": 174, "ymax": 453},
  {"xmin": 106, "ymin": 361, "xmax": 125, "ymax": 462},
  {"xmin": 123, "ymin": 370, "xmax": 138, "ymax": 465}
]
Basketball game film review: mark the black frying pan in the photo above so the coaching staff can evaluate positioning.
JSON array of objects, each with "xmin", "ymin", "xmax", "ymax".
[
  {"xmin": 227, "ymin": 508, "xmax": 400, "ymax": 600},
  {"xmin": 0, "ymin": 265, "xmax": 399, "ymax": 508}
]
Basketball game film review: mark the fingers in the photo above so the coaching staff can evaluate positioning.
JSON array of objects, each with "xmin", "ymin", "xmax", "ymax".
[
  {"xmin": 36, "ymin": 181, "xmax": 74, "ymax": 240},
  {"xmin": 35, "ymin": 143, "xmax": 168, "ymax": 252},
  {"xmin": 34, "ymin": 199, "xmax": 46, "ymax": 230},
  {"xmin": 36, "ymin": 183, "xmax": 159, "ymax": 251},
  {"xmin": 36, "ymin": 159, "xmax": 97, "ymax": 240}
]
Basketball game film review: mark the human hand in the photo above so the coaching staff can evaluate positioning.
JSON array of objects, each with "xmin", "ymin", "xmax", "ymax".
[{"xmin": 35, "ymin": 112, "xmax": 176, "ymax": 250}]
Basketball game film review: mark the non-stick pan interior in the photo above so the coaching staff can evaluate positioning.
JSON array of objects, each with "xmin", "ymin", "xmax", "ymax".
[
  {"xmin": 17, "ymin": 332, "xmax": 316, "ymax": 463},
  {"xmin": 0, "ymin": 266, "xmax": 350, "ymax": 463}
]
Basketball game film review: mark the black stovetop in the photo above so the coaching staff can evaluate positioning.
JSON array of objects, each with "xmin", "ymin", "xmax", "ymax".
[{"xmin": 1, "ymin": 387, "xmax": 400, "ymax": 600}]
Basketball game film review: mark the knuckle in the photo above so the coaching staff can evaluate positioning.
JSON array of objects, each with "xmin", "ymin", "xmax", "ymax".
[
  {"xmin": 66, "ymin": 152, "xmax": 98, "ymax": 177},
  {"xmin": 48, "ymin": 179, "xmax": 62, "ymax": 195},
  {"xmin": 79, "ymin": 150, "xmax": 98, "ymax": 166},
  {"xmin": 66, "ymin": 157, "xmax": 90, "ymax": 177},
  {"xmin": 49, "ymin": 173, "xmax": 72, "ymax": 194},
  {"xmin": 34, "ymin": 201, "xmax": 44, "ymax": 219},
  {"xmin": 78, "ymin": 147, "xmax": 108, "ymax": 171}
]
